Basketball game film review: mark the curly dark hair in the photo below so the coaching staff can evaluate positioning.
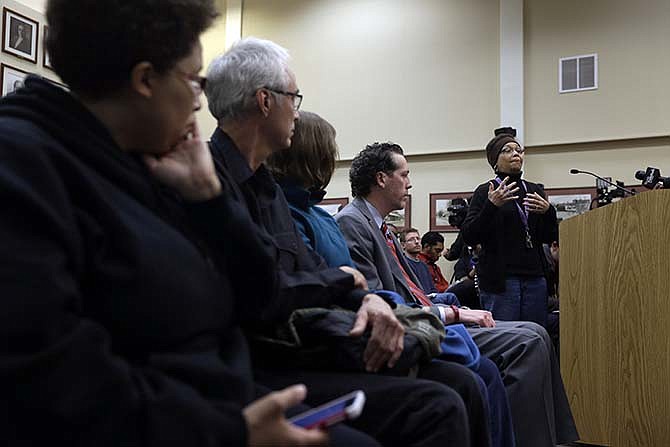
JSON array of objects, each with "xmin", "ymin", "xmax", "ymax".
[
  {"xmin": 46, "ymin": 0, "xmax": 218, "ymax": 99},
  {"xmin": 349, "ymin": 142, "xmax": 404, "ymax": 198}
]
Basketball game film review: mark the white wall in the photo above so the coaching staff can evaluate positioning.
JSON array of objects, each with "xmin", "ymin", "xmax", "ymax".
[{"xmin": 242, "ymin": 0, "xmax": 500, "ymax": 159}]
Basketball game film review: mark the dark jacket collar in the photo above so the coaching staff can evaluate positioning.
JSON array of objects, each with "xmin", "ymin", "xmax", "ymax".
[
  {"xmin": 209, "ymin": 127, "xmax": 278, "ymax": 199},
  {"xmin": 278, "ymin": 178, "xmax": 327, "ymax": 210}
]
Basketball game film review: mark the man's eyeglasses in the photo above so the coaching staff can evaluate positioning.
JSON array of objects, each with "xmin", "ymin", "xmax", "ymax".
[
  {"xmin": 176, "ymin": 70, "xmax": 207, "ymax": 94},
  {"xmin": 265, "ymin": 87, "xmax": 303, "ymax": 111},
  {"xmin": 500, "ymin": 145, "xmax": 525, "ymax": 155}
]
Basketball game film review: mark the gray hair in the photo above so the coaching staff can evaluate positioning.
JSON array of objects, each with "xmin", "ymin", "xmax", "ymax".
[{"xmin": 205, "ymin": 37, "xmax": 292, "ymax": 123}]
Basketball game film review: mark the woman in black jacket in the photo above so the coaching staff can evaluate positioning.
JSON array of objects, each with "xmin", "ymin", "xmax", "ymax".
[
  {"xmin": 0, "ymin": 1, "xmax": 331, "ymax": 445},
  {"xmin": 461, "ymin": 127, "xmax": 558, "ymax": 327}
]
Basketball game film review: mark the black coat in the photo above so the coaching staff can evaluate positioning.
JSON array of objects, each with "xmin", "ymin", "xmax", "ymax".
[
  {"xmin": 461, "ymin": 176, "xmax": 558, "ymax": 293},
  {"xmin": 0, "ymin": 76, "xmax": 273, "ymax": 446}
]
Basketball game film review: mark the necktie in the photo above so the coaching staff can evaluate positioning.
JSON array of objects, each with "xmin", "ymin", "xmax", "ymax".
[{"xmin": 380, "ymin": 222, "xmax": 433, "ymax": 306}]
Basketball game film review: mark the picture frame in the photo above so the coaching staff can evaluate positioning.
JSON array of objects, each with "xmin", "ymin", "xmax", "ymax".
[
  {"xmin": 429, "ymin": 192, "xmax": 472, "ymax": 232},
  {"xmin": 385, "ymin": 194, "xmax": 411, "ymax": 230},
  {"xmin": 42, "ymin": 25, "xmax": 52, "ymax": 69},
  {"xmin": 316, "ymin": 197, "xmax": 349, "ymax": 217},
  {"xmin": 544, "ymin": 187, "xmax": 597, "ymax": 221},
  {"xmin": 2, "ymin": 8, "xmax": 39, "ymax": 63},
  {"xmin": 1, "ymin": 63, "xmax": 29, "ymax": 96}
]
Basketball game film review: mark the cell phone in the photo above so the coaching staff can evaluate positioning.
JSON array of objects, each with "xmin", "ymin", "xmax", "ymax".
[{"xmin": 289, "ymin": 390, "xmax": 366, "ymax": 429}]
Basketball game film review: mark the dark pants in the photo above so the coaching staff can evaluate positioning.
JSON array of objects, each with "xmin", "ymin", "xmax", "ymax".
[
  {"xmin": 480, "ymin": 276, "xmax": 548, "ymax": 327},
  {"xmin": 477, "ymin": 357, "xmax": 516, "ymax": 447},
  {"xmin": 255, "ymin": 363, "xmax": 473, "ymax": 447},
  {"xmin": 447, "ymin": 278, "xmax": 481, "ymax": 309}
]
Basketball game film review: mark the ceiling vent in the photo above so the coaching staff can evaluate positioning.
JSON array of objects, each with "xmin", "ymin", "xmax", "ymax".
[{"xmin": 559, "ymin": 53, "xmax": 598, "ymax": 93}]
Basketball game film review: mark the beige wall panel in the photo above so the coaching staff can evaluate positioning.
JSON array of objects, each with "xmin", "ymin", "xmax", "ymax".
[
  {"xmin": 525, "ymin": 0, "xmax": 670, "ymax": 146},
  {"xmin": 7, "ymin": 0, "xmax": 45, "ymax": 13},
  {"xmin": 242, "ymin": 0, "xmax": 500, "ymax": 159}
]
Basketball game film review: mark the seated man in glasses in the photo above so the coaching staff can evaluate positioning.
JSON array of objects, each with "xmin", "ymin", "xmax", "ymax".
[{"xmin": 203, "ymin": 36, "xmax": 482, "ymax": 447}]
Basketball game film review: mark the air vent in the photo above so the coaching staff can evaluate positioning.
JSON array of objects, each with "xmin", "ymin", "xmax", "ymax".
[{"xmin": 559, "ymin": 54, "xmax": 598, "ymax": 93}]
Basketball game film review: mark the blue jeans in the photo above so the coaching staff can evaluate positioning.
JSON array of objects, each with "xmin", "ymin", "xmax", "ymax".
[{"xmin": 480, "ymin": 276, "xmax": 548, "ymax": 327}]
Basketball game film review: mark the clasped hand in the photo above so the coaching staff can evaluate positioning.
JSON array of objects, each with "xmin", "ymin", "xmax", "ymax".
[
  {"xmin": 522, "ymin": 192, "xmax": 550, "ymax": 214},
  {"xmin": 349, "ymin": 294, "xmax": 405, "ymax": 373}
]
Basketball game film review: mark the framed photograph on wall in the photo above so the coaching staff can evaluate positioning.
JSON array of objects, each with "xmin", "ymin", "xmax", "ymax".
[
  {"xmin": 1, "ymin": 63, "xmax": 29, "ymax": 96},
  {"xmin": 429, "ymin": 192, "xmax": 472, "ymax": 232},
  {"xmin": 316, "ymin": 197, "xmax": 349, "ymax": 217},
  {"xmin": 42, "ymin": 25, "xmax": 52, "ymax": 69},
  {"xmin": 385, "ymin": 194, "xmax": 411, "ymax": 230},
  {"xmin": 2, "ymin": 8, "xmax": 39, "ymax": 63},
  {"xmin": 544, "ymin": 187, "xmax": 597, "ymax": 221}
]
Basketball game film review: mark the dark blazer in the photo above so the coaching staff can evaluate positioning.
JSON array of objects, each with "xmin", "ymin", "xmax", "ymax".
[{"xmin": 336, "ymin": 198, "xmax": 421, "ymax": 304}]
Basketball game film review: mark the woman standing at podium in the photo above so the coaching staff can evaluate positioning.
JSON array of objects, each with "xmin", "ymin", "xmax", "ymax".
[{"xmin": 461, "ymin": 127, "xmax": 558, "ymax": 327}]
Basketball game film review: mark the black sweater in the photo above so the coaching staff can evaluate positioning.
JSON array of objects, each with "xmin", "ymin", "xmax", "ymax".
[
  {"xmin": 461, "ymin": 173, "xmax": 558, "ymax": 293},
  {"xmin": 0, "ymin": 76, "xmax": 274, "ymax": 446}
]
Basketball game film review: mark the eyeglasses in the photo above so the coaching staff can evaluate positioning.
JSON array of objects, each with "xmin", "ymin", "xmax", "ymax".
[
  {"xmin": 176, "ymin": 70, "xmax": 207, "ymax": 94},
  {"xmin": 500, "ymin": 145, "xmax": 525, "ymax": 155},
  {"xmin": 265, "ymin": 87, "xmax": 303, "ymax": 111},
  {"xmin": 405, "ymin": 236, "xmax": 420, "ymax": 242}
]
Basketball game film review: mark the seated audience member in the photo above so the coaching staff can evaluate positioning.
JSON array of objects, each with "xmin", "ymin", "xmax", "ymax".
[
  {"xmin": 418, "ymin": 231, "xmax": 451, "ymax": 292},
  {"xmin": 461, "ymin": 127, "xmax": 558, "ymax": 328},
  {"xmin": 403, "ymin": 228, "xmax": 438, "ymax": 293},
  {"xmin": 401, "ymin": 228, "xmax": 460, "ymax": 306},
  {"xmin": 267, "ymin": 111, "xmax": 514, "ymax": 447},
  {"xmin": 0, "ymin": 1, "xmax": 339, "ymax": 445},
  {"xmin": 335, "ymin": 142, "xmax": 579, "ymax": 447},
  {"xmin": 205, "ymin": 39, "xmax": 480, "ymax": 447}
]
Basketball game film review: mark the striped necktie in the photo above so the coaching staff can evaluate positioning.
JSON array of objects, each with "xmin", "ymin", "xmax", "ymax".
[{"xmin": 380, "ymin": 222, "xmax": 433, "ymax": 306}]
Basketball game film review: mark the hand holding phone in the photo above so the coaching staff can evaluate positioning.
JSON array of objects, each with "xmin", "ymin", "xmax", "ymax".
[{"xmin": 289, "ymin": 390, "xmax": 366, "ymax": 429}]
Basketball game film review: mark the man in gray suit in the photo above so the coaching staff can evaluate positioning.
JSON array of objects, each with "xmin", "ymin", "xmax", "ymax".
[{"xmin": 336, "ymin": 142, "xmax": 579, "ymax": 447}]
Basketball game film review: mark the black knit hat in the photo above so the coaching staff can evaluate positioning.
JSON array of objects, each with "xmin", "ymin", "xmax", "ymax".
[{"xmin": 486, "ymin": 127, "xmax": 518, "ymax": 169}]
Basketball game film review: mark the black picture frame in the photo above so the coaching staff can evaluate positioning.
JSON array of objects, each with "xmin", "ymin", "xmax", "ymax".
[{"xmin": 2, "ymin": 8, "xmax": 39, "ymax": 64}]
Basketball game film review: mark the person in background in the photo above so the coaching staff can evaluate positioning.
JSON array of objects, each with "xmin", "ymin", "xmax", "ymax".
[
  {"xmin": 0, "ymin": 0, "xmax": 332, "ymax": 445},
  {"xmin": 402, "ymin": 228, "xmax": 437, "ymax": 294},
  {"xmin": 461, "ymin": 126, "xmax": 558, "ymax": 328},
  {"xmin": 418, "ymin": 231, "xmax": 450, "ymax": 292}
]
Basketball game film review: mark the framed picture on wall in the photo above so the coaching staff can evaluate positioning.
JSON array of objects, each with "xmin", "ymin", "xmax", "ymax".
[
  {"xmin": 429, "ymin": 192, "xmax": 472, "ymax": 232},
  {"xmin": 1, "ymin": 63, "xmax": 29, "ymax": 96},
  {"xmin": 385, "ymin": 194, "xmax": 411, "ymax": 231},
  {"xmin": 316, "ymin": 197, "xmax": 349, "ymax": 216},
  {"xmin": 2, "ymin": 8, "xmax": 39, "ymax": 63},
  {"xmin": 544, "ymin": 187, "xmax": 597, "ymax": 221},
  {"xmin": 42, "ymin": 25, "xmax": 52, "ymax": 69}
]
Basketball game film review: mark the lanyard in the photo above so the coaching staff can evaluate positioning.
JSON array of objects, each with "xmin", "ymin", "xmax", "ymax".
[{"xmin": 494, "ymin": 177, "xmax": 533, "ymax": 248}]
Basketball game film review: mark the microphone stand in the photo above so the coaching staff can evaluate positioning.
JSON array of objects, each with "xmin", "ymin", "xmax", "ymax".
[{"xmin": 569, "ymin": 169, "xmax": 636, "ymax": 196}]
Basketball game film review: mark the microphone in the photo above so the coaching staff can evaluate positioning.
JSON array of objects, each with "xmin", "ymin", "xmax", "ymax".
[
  {"xmin": 634, "ymin": 167, "xmax": 670, "ymax": 189},
  {"xmin": 570, "ymin": 168, "xmax": 636, "ymax": 196}
]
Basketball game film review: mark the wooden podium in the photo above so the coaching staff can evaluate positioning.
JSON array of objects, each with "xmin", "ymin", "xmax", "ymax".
[{"xmin": 560, "ymin": 190, "xmax": 670, "ymax": 446}]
